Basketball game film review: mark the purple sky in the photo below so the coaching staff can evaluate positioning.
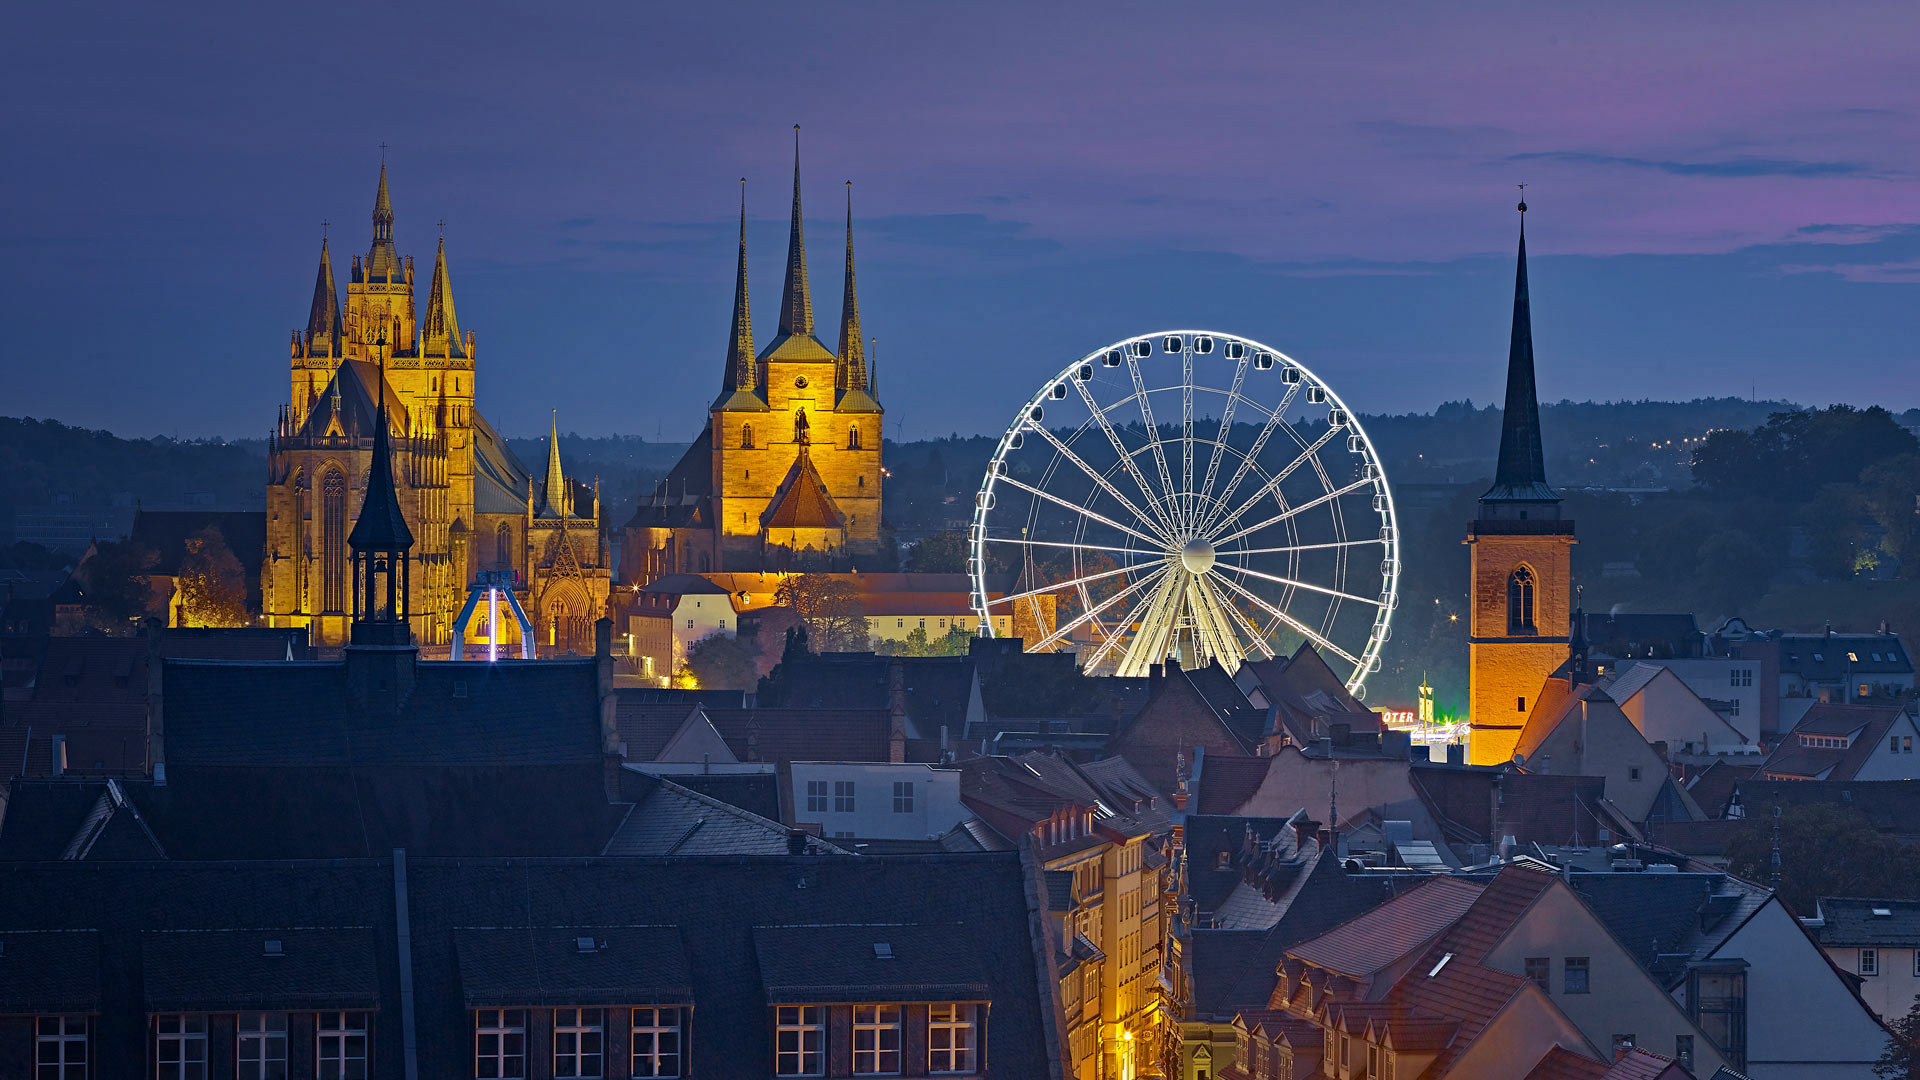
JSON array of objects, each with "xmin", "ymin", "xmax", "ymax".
[{"xmin": 5, "ymin": 1, "xmax": 1917, "ymax": 440}]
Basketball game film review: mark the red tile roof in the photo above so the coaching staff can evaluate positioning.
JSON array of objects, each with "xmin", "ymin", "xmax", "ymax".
[
  {"xmin": 1603, "ymin": 1048, "xmax": 1685, "ymax": 1079},
  {"xmin": 1524, "ymin": 1046, "xmax": 1611, "ymax": 1080},
  {"xmin": 1761, "ymin": 702, "xmax": 1904, "ymax": 782},
  {"xmin": 1287, "ymin": 876, "xmax": 1484, "ymax": 978}
]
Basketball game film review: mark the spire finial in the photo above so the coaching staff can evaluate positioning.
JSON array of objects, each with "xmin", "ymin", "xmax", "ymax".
[
  {"xmin": 437, "ymin": 219, "xmax": 446, "ymax": 240},
  {"xmin": 1517, "ymin": 183, "xmax": 1527, "ymax": 234},
  {"xmin": 322, "ymin": 219, "xmax": 330, "ymax": 239},
  {"xmin": 715, "ymin": 177, "xmax": 758, "ymax": 402}
]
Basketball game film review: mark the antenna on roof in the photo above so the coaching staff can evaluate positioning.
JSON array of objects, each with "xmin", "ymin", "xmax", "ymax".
[{"xmin": 1769, "ymin": 805, "xmax": 1783, "ymax": 890}]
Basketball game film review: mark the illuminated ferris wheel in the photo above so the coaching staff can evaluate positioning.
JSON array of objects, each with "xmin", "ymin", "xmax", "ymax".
[{"xmin": 967, "ymin": 330, "xmax": 1399, "ymax": 696}]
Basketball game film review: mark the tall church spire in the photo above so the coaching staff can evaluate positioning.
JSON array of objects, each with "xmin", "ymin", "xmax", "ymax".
[
  {"xmin": 838, "ymin": 182, "xmax": 867, "ymax": 392},
  {"xmin": 542, "ymin": 412, "xmax": 570, "ymax": 517},
  {"xmin": 422, "ymin": 235, "xmax": 463, "ymax": 358},
  {"xmin": 714, "ymin": 180, "xmax": 765, "ymax": 411},
  {"xmin": 777, "ymin": 125, "xmax": 814, "ymax": 339},
  {"xmin": 305, "ymin": 236, "xmax": 343, "ymax": 356},
  {"xmin": 1482, "ymin": 194, "xmax": 1557, "ymax": 506},
  {"xmin": 347, "ymin": 335, "xmax": 415, "ymax": 648},
  {"xmin": 366, "ymin": 157, "xmax": 400, "ymax": 282}
]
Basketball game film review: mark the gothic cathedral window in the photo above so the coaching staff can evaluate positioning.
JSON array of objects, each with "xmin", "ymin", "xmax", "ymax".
[
  {"xmin": 848, "ymin": 425, "xmax": 862, "ymax": 450},
  {"xmin": 495, "ymin": 523, "xmax": 512, "ymax": 570},
  {"xmin": 321, "ymin": 469, "xmax": 348, "ymax": 613},
  {"xmin": 1507, "ymin": 567, "xmax": 1536, "ymax": 635},
  {"xmin": 741, "ymin": 424, "xmax": 754, "ymax": 450}
]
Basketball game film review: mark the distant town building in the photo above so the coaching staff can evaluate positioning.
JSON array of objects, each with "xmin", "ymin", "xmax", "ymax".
[
  {"xmin": 1805, "ymin": 896, "xmax": 1920, "ymax": 1025},
  {"xmin": 1758, "ymin": 702, "xmax": 1920, "ymax": 781}
]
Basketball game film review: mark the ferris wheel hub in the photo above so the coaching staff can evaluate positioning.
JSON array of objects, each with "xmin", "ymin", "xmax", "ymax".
[{"xmin": 1178, "ymin": 538, "xmax": 1217, "ymax": 575}]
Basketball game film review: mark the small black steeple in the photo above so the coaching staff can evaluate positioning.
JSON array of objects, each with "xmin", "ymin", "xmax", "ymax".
[
  {"xmin": 1482, "ymin": 191, "xmax": 1559, "ymax": 514},
  {"xmin": 348, "ymin": 334, "xmax": 414, "ymax": 648},
  {"xmin": 1567, "ymin": 585, "xmax": 1589, "ymax": 685}
]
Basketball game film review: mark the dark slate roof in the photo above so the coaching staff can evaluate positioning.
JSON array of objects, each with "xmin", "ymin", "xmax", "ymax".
[
  {"xmin": 1760, "ymin": 704, "xmax": 1903, "ymax": 781},
  {"xmin": 1580, "ymin": 613, "xmax": 1703, "ymax": 661},
  {"xmin": 602, "ymin": 773, "xmax": 843, "ymax": 857},
  {"xmin": 704, "ymin": 707, "xmax": 899, "ymax": 764},
  {"xmin": 1810, "ymin": 897, "xmax": 1920, "ymax": 947},
  {"xmin": 454, "ymin": 926, "xmax": 692, "ymax": 1006},
  {"xmin": 1686, "ymin": 760, "xmax": 1759, "ymax": 819},
  {"xmin": 662, "ymin": 770, "xmax": 782, "ymax": 821},
  {"xmin": 163, "ymin": 658, "xmax": 603, "ymax": 767},
  {"xmin": 0, "ymin": 853, "xmax": 1059, "ymax": 1080},
  {"xmin": 1775, "ymin": 632, "xmax": 1913, "ymax": 678},
  {"xmin": 143, "ymin": 927, "xmax": 380, "ymax": 1010},
  {"xmin": 1564, "ymin": 872, "xmax": 1769, "ymax": 988},
  {"xmin": 754, "ymin": 923, "xmax": 989, "ymax": 1002},
  {"xmin": 614, "ymin": 699, "xmax": 701, "ymax": 761},
  {"xmin": 767, "ymin": 654, "xmax": 977, "ymax": 741},
  {"xmin": 0, "ymin": 930, "xmax": 99, "ymax": 1011}
]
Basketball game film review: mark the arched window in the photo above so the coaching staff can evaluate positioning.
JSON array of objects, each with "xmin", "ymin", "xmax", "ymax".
[
  {"xmin": 321, "ymin": 469, "xmax": 348, "ymax": 613},
  {"xmin": 495, "ymin": 522, "xmax": 512, "ymax": 569},
  {"xmin": 741, "ymin": 424, "xmax": 754, "ymax": 449},
  {"xmin": 848, "ymin": 425, "xmax": 862, "ymax": 450},
  {"xmin": 1507, "ymin": 567, "xmax": 1536, "ymax": 635}
]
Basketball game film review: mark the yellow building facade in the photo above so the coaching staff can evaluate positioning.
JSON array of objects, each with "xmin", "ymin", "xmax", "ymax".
[
  {"xmin": 263, "ymin": 162, "xmax": 609, "ymax": 653},
  {"xmin": 623, "ymin": 139, "xmax": 883, "ymax": 584},
  {"xmin": 1467, "ymin": 204, "xmax": 1576, "ymax": 765}
]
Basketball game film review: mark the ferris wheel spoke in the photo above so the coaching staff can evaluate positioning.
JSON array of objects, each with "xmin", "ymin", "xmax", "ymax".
[
  {"xmin": 1203, "ymin": 422, "xmax": 1344, "ymax": 539},
  {"xmin": 1228, "ymin": 563, "xmax": 1387, "ymax": 608},
  {"xmin": 1211, "ymin": 573, "xmax": 1362, "ymax": 670},
  {"xmin": 1201, "ymin": 576, "xmax": 1278, "ymax": 660},
  {"xmin": 983, "ymin": 558, "xmax": 1166, "ymax": 609},
  {"xmin": 1194, "ymin": 354, "xmax": 1252, "ymax": 525},
  {"xmin": 1211, "ymin": 477, "xmax": 1376, "ymax": 548},
  {"xmin": 1217, "ymin": 538, "xmax": 1387, "ymax": 558},
  {"xmin": 1084, "ymin": 574, "xmax": 1170, "ymax": 673},
  {"xmin": 982, "ymin": 535, "xmax": 1153, "ymax": 559},
  {"xmin": 1124, "ymin": 355, "xmax": 1181, "ymax": 528},
  {"xmin": 1029, "ymin": 565, "xmax": 1168, "ymax": 654},
  {"xmin": 1203, "ymin": 384, "xmax": 1302, "ymax": 535},
  {"xmin": 995, "ymin": 474, "xmax": 1170, "ymax": 549},
  {"xmin": 1182, "ymin": 574, "xmax": 1239, "ymax": 670},
  {"xmin": 1022, "ymin": 421, "xmax": 1176, "ymax": 545},
  {"xmin": 1113, "ymin": 571, "xmax": 1185, "ymax": 677},
  {"xmin": 1180, "ymin": 349, "xmax": 1195, "ymax": 531},
  {"xmin": 1070, "ymin": 378, "xmax": 1183, "ymax": 535}
]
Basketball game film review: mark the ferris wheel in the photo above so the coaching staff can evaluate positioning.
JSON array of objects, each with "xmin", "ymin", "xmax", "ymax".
[{"xmin": 967, "ymin": 330, "xmax": 1399, "ymax": 696}]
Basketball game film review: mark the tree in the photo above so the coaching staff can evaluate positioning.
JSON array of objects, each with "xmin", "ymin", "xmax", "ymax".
[
  {"xmin": 683, "ymin": 632, "xmax": 758, "ymax": 690},
  {"xmin": 1693, "ymin": 405, "xmax": 1919, "ymax": 497},
  {"xmin": 1691, "ymin": 528, "xmax": 1772, "ymax": 617},
  {"xmin": 1724, "ymin": 803, "xmax": 1920, "ymax": 914},
  {"xmin": 1860, "ymin": 454, "xmax": 1920, "ymax": 578},
  {"xmin": 77, "ymin": 538, "xmax": 160, "ymax": 629},
  {"xmin": 1879, "ymin": 996, "xmax": 1920, "ymax": 1079},
  {"xmin": 1801, "ymin": 484, "xmax": 1869, "ymax": 580},
  {"xmin": 773, "ymin": 574, "xmax": 871, "ymax": 652},
  {"xmin": 905, "ymin": 531, "xmax": 969, "ymax": 574},
  {"xmin": 876, "ymin": 625, "xmax": 975, "ymax": 657},
  {"xmin": 176, "ymin": 525, "xmax": 249, "ymax": 627}
]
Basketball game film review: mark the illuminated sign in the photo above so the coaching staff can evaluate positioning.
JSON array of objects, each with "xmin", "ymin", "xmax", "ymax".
[{"xmin": 1379, "ymin": 709, "xmax": 1418, "ymax": 726}]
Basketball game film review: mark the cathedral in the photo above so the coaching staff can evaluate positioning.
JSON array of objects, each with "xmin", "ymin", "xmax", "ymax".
[
  {"xmin": 262, "ymin": 162, "xmax": 611, "ymax": 653},
  {"xmin": 621, "ymin": 135, "xmax": 884, "ymax": 584},
  {"xmin": 1465, "ymin": 199, "xmax": 1577, "ymax": 765}
]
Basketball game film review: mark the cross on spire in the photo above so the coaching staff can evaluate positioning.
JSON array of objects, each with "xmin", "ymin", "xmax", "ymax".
[
  {"xmin": 437, "ymin": 219, "xmax": 446, "ymax": 238},
  {"xmin": 321, "ymin": 219, "xmax": 330, "ymax": 238}
]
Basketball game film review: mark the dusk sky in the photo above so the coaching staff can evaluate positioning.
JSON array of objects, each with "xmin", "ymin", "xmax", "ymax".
[{"xmin": 6, "ymin": 1, "xmax": 1918, "ymax": 440}]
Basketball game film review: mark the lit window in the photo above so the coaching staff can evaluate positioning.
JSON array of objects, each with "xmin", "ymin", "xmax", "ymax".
[
  {"xmin": 235, "ymin": 1012, "xmax": 288, "ymax": 1080},
  {"xmin": 928, "ymin": 1004, "xmax": 978, "ymax": 1073},
  {"xmin": 316, "ymin": 1012, "xmax": 369, "ymax": 1080},
  {"xmin": 36, "ymin": 1016, "xmax": 88, "ymax": 1080},
  {"xmin": 1850, "ymin": 652, "xmax": 1860, "ymax": 662},
  {"xmin": 475, "ymin": 1009, "xmax": 526, "ymax": 1079},
  {"xmin": 554, "ymin": 1008, "xmax": 604, "ymax": 1078},
  {"xmin": 632, "ymin": 1007, "xmax": 681, "ymax": 1078},
  {"xmin": 853, "ymin": 1005, "xmax": 901, "ymax": 1074},
  {"xmin": 775, "ymin": 1005, "xmax": 825, "ymax": 1076},
  {"xmin": 155, "ymin": 1014, "xmax": 208, "ymax": 1080},
  {"xmin": 893, "ymin": 781, "xmax": 914, "ymax": 814},
  {"xmin": 835, "ymin": 780, "xmax": 856, "ymax": 813},
  {"xmin": 806, "ymin": 780, "xmax": 828, "ymax": 814},
  {"xmin": 1564, "ymin": 957, "xmax": 1590, "ymax": 994}
]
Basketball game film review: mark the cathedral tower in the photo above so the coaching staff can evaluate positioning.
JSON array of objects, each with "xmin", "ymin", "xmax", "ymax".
[{"xmin": 1466, "ymin": 198, "xmax": 1575, "ymax": 765}]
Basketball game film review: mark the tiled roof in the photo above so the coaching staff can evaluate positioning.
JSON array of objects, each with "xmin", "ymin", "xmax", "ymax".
[
  {"xmin": 454, "ymin": 925, "xmax": 692, "ymax": 1006},
  {"xmin": 754, "ymin": 923, "xmax": 990, "ymax": 1002},
  {"xmin": 602, "ymin": 773, "xmax": 844, "ymax": 857},
  {"xmin": 1775, "ymin": 632, "xmax": 1913, "ymax": 678},
  {"xmin": 1792, "ymin": 702, "xmax": 1904, "ymax": 736},
  {"xmin": 1287, "ymin": 876, "xmax": 1484, "ymax": 978},
  {"xmin": 1565, "ymin": 872, "xmax": 1768, "ymax": 988},
  {"xmin": 1196, "ymin": 756, "xmax": 1273, "ymax": 814},
  {"xmin": 1605, "ymin": 1048, "xmax": 1687, "ymax": 1079},
  {"xmin": 1810, "ymin": 896, "xmax": 1920, "ymax": 947},
  {"xmin": 765, "ymin": 654, "xmax": 978, "ymax": 739},
  {"xmin": 704, "ymin": 707, "xmax": 897, "ymax": 764},
  {"xmin": 0, "ymin": 930, "xmax": 98, "ymax": 1011},
  {"xmin": 1525, "ymin": 1046, "xmax": 1611, "ymax": 1080},
  {"xmin": 142, "ymin": 927, "xmax": 380, "ymax": 1011},
  {"xmin": 1685, "ymin": 760, "xmax": 1759, "ymax": 818},
  {"xmin": 762, "ymin": 448, "xmax": 846, "ymax": 530},
  {"xmin": 614, "ymin": 699, "xmax": 702, "ymax": 760},
  {"xmin": 1580, "ymin": 613, "xmax": 1702, "ymax": 661}
]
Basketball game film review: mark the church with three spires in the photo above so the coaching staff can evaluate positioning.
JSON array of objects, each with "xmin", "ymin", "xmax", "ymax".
[
  {"xmin": 621, "ymin": 131, "xmax": 885, "ymax": 583},
  {"xmin": 262, "ymin": 161, "xmax": 611, "ymax": 653}
]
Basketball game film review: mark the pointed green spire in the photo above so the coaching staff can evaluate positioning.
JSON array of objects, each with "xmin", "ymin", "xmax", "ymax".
[
  {"xmin": 777, "ymin": 125, "xmax": 813, "ymax": 338},
  {"xmin": 838, "ymin": 181, "xmax": 867, "ymax": 392}
]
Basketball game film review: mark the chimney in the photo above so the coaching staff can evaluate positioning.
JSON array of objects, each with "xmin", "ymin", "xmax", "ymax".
[
  {"xmin": 887, "ymin": 658, "xmax": 907, "ymax": 764},
  {"xmin": 146, "ymin": 621, "xmax": 166, "ymax": 785},
  {"xmin": 1292, "ymin": 817, "xmax": 1320, "ymax": 849},
  {"xmin": 786, "ymin": 828, "xmax": 809, "ymax": 856},
  {"xmin": 1148, "ymin": 663, "xmax": 1164, "ymax": 687},
  {"xmin": 1445, "ymin": 743, "xmax": 1465, "ymax": 766},
  {"xmin": 596, "ymin": 618, "xmax": 621, "ymax": 800},
  {"xmin": 1329, "ymin": 722, "xmax": 1352, "ymax": 746},
  {"xmin": 50, "ymin": 734, "xmax": 66, "ymax": 777}
]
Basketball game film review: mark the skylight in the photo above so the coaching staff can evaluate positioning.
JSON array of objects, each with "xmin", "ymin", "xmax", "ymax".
[
  {"xmin": 1427, "ymin": 952, "xmax": 1454, "ymax": 978},
  {"xmin": 1874, "ymin": 908, "xmax": 1893, "ymax": 917},
  {"xmin": 873, "ymin": 943, "xmax": 894, "ymax": 960}
]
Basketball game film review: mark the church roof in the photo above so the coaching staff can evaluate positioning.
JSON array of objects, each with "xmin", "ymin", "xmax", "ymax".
[
  {"xmin": 762, "ymin": 447, "xmax": 847, "ymax": 531},
  {"xmin": 347, "ymin": 375, "xmax": 414, "ymax": 550},
  {"xmin": 838, "ymin": 183, "xmax": 870, "ymax": 395},
  {"xmin": 471, "ymin": 411, "xmax": 535, "ymax": 516},
  {"xmin": 625, "ymin": 425, "xmax": 714, "ymax": 531},
  {"xmin": 296, "ymin": 359, "xmax": 409, "ymax": 441},
  {"xmin": 714, "ymin": 181, "xmax": 766, "ymax": 412},
  {"xmin": 778, "ymin": 126, "xmax": 813, "ymax": 342},
  {"xmin": 539, "ymin": 414, "xmax": 571, "ymax": 518},
  {"xmin": 1483, "ymin": 202, "xmax": 1558, "ymax": 505}
]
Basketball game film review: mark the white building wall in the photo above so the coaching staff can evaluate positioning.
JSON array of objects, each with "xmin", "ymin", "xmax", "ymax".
[
  {"xmin": 1854, "ymin": 713, "xmax": 1920, "ymax": 780},
  {"xmin": 670, "ymin": 593, "xmax": 738, "ymax": 666},
  {"xmin": 1659, "ymin": 659, "xmax": 1765, "ymax": 745},
  {"xmin": 869, "ymin": 610, "xmax": 1011, "ymax": 648},
  {"xmin": 787, "ymin": 762, "xmax": 971, "ymax": 840},
  {"xmin": 1822, "ymin": 942, "xmax": 1919, "ymax": 1024},
  {"xmin": 1616, "ymin": 667, "xmax": 1753, "ymax": 755},
  {"xmin": 1705, "ymin": 900, "xmax": 1884, "ymax": 1079}
]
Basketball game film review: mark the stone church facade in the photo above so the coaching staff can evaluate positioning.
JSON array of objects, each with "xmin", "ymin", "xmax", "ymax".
[
  {"xmin": 622, "ymin": 139, "xmax": 884, "ymax": 586},
  {"xmin": 262, "ymin": 162, "xmax": 610, "ymax": 653}
]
